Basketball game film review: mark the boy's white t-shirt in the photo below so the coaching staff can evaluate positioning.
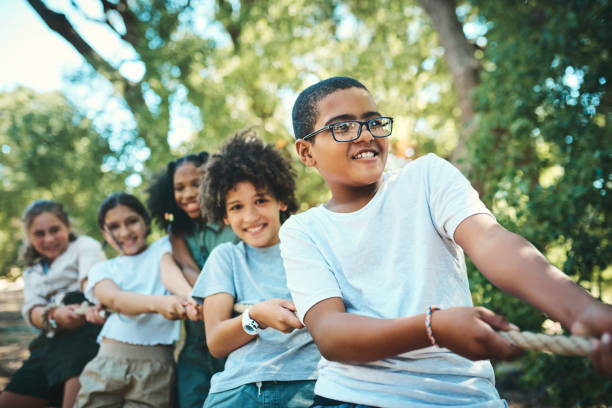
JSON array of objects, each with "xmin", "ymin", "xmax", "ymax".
[
  {"xmin": 85, "ymin": 236, "xmax": 180, "ymax": 345},
  {"xmin": 280, "ymin": 154, "xmax": 505, "ymax": 408}
]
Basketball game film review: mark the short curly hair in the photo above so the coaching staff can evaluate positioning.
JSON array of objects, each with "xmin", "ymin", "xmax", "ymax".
[
  {"xmin": 201, "ymin": 129, "xmax": 298, "ymax": 224},
  {"xmin": 147, "ymin": 152, "xmax": 209, "ymax": 233},
  {"xmin": 292, "ymin": 76, "xmax": 368, "ymax": 140}
]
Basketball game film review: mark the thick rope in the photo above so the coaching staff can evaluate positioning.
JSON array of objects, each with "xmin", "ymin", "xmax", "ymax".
[
  {"xmin": 233, "ymin": 304, "xmax": 593, "ymax": 356},
  {"xmin": 498, "ymin": 330, "xmax": 592, "ymax": 356},
  {"xmin": 76, "ymin": 302, "xmax": 588, "ymax": 357}
]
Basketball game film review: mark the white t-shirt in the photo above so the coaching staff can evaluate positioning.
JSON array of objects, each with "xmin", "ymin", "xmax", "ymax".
[
  {"xmin": 85, "ymin": 236, "xmax": 180, "ymax": 345},
  {"xmin": 280, "ymin": 154, "xmax": 505, "ymax": 408}
]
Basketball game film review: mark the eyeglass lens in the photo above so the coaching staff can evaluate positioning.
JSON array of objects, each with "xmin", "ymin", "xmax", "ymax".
[{"xmin": 331, "ymin": 118, "xmax": 392, "ymax": 141}]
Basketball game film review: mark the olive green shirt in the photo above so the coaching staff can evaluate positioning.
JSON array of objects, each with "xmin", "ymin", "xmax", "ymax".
[{"xmin": 183, "ymin": 223, "xmax": 238, "ymax": 270}]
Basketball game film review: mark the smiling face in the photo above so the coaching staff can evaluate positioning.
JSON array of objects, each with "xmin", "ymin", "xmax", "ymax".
[
  {"xmin": 102, "ymin": 204, "xmax": 149, "ymax": 255},
  {"xmin": 296, "ymin": 87, "xmax": 389, "ymax": 203},
  {"xmin": 173, "ymin": 162, "xmax": 203, "ymax": 220},
  {"xmin": 27, "ymin": 212, "xmax": 71, "ymax": 263},
  {"xmin": 223, "ymin": 181, "xmax": 287, "ymax": 248}
]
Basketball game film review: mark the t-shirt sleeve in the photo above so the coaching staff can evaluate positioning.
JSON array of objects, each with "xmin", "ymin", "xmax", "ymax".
[
  {"xmin": 76, "ymin": 236, "xmax": 107, "ymax": 284},
  {"xmin": 84, "ymin": 261, "xmax": 116, "ymax": 304},
  {"xmin": 425, "ymin": 154, "xmax": 494, "ymax": 242},
  {"xmin": 280, "ymin": 216, "xmax": 343, "ymax": 324},
  {"xmin": 191, "ymin": 244, "xmax": 235, "ymax": 304},
  {"xmin": 156, "ymin": 235, "xmax": 172, "ymax": 256}
]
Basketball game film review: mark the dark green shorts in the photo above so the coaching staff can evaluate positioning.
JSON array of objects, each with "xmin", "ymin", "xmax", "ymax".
[{"xmin": 5, "ymin": 322, "xmax": 100, "ymax": 405}]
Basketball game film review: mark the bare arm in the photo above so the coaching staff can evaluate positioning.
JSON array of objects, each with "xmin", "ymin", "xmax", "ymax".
[
  {"xmin": 455, "ymin": 214, "xmax": 609, "ymax": 330},
  {"xmin": 93, "ymin": 279, "xmax": 187, "ymax": 320},
  {"xmin": 204, "ymin": 292, "xmax": 255, "ymax": 358},
  {"xmin": 160, "ymin": 252, "xmax": 193, "ymax": 298},
  {"xmin": 204, "ymin": 293, "xmax": 303, "ymax": 358},
  {"xmin": 304, "ymin": 297, "xmax": 520, "ymax": 364},
  {"xmin": 169, "ymin": 232, "xmax": 200, "ymax": 286},
  {"xmin": 456, "ymin": 213, "xmax": 612, "ymax": 375},
  {"xmin": 29, "ymin": 304, "xmax": 86, "ymax": 331}
]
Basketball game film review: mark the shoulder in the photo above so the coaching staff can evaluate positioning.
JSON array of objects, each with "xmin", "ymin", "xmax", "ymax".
[
  {"xmin": 88, "ymin": 257, "xmax": 114, "ymax": 276},
  {"xmin": 148, "ymin": 235, "xmax": 171, "ymax": 254},
  {"xmin": 72, "ymin": 235, "xmax": 104, "ymax": 251},
  {"xmin": 281, "ymin": 207, "xmax": 322, "ymax": 232},
  {"xmin": 395, "ymin": 153, "xmax": 446, "ymax": 176},
  {"xmin": 22, "ymin": 263, "xmax": 43, "ymax": 276},
  {"xmin": 385, "ymin": 153, "xmax": 462, "ymax": 191},
  {"xmin": 209, "ymin": 240, "xmax": 244, "ymax": 260}
]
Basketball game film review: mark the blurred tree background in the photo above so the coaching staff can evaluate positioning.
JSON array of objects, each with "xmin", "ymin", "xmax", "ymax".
[{"xmin": 1, "ymin": 0, "xmax": 610, "ymax": 405}]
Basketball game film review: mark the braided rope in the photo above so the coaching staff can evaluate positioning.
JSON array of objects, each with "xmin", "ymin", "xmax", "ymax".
[
  {"xmin": 498, "ymin": 330, "xmax": 592, "ymax": 356},
  {"xmin": 236, "ymin": 304, "xmax": 596, "ymax": 357},
  {"xmin": 74, "ymin": 301, "xmax": 108, "ymax": 318}
]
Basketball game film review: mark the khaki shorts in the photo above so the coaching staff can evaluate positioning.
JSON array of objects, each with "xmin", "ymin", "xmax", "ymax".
[{"xmin": 75, "ymin": 341, "xmax": 176, "ymax": 408}]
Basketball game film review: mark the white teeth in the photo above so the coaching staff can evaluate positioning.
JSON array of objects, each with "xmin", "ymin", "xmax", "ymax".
[
  {"xmin": 246, "ymin": 225, "xmax": 264, "ymax": 233},
  {"xmin": 354, "ymin": 151, "xmax": 376, "ymax": 159}
]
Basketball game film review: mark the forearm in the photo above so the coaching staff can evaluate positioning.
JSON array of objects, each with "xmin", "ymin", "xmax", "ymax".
[
  {"xmin": 181, "ymin": 266, "xmax": 200, "ymax": 287},
  {"xmin": 467, "ymin": 223, "xmax": 593, "ymax": 328},
  {"xmin": 169, "ymin": 233, "xmax": 200, "ymax": 286},
  {"xmin": 307, "ymin": 307, "xmax": 430, "ymax": 363},
  {"xmin": 206, "ymin": 315, "xmax": 255, "ymax": 358},
  {"xmin": 161, "ymin": 254, "xmax": 193, "ymax": 298},
  {"xmin": 29, "ymin": 305, "xmax": 46, "ymax": 330},
  {"xmin": 102, "ymin": 292, "xmax": 165, "ymax": 316}
]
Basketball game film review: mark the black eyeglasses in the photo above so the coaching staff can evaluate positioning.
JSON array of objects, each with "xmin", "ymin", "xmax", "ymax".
[{"xmin": 302, "ymin": 116, "xmax": 394, "ymax": 142}]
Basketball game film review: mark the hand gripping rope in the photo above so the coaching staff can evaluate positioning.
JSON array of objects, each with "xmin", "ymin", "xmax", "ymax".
[{"xmin": 233, "ymin": 303, "xmax": 594, "ymax": 357}]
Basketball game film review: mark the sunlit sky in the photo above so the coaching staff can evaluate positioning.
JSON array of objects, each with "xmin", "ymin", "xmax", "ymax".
[
  {"xmin": 0, "ymin": 2, "xmax": 84, "ymax": 92},
  {"xmin": 0, "ymin": 1, "xmax": 194, "ymax": 160}
]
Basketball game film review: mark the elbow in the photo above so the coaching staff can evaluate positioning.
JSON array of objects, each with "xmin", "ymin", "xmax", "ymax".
[
  {"xmin": 311, "ymin": 331, "xmax": 358, "ymax": 364},
  {"xmin": 207, "ymin": 340, "xmax": 230, "ymax": 359}
]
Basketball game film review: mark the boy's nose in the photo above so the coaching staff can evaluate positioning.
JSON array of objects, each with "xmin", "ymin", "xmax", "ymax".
[{"xmin": 355, "ymin": 125, "xmax": 375, "ymax": 143}]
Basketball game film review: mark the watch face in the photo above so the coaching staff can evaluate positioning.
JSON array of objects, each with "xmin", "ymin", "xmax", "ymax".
[{"xmin": 242, "ymin": 308, "xmax": 261, "ymax": 335}]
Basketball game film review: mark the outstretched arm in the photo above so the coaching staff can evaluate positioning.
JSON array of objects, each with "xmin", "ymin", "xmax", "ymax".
[
  {"xmin": 93, "ymin": 279, "xmax": 187, "ymax": 320},
  {"xmin": 204, "ymin": 294, "xmax": 303, "ymax": 358},
  {"xmin": 455, "ymin": 213, "xmax": 612, "ymax": 374},
  {"xmin": 160, "ymin": 252, "xmax": 193, "ymax": 298},
  {"xmin": 304, "ymin": 297, "xmax": 521, "ymax": 364},
  {"xmin": 169, "ymin": 232, "xmax": 200, "ymax": 286}
]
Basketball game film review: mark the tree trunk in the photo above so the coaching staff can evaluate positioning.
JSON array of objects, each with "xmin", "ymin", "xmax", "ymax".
[{"xmin": 417, "ymin": 0, "xmax": 480, "ymax": 176}]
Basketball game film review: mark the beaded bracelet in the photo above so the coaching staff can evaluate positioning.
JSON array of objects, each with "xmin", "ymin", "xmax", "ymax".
[{"xmin": 425, "ymin": 306, "xmax": 440, "ymax": 346}]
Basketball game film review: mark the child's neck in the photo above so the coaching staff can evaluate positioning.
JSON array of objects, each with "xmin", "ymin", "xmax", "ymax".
[{"xmin": 325, "ymin": 179, "xmax": 382, "ymax": 213}]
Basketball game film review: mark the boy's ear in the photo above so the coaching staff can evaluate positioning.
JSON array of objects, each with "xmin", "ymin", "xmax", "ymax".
[
  {"xmin": 279, "ymin": 201, "xmax": 288, "ymax": 212},
  {"xmin": 222, "ymin": 215, "xmax": 230, "ymax": 226},
  {"xmin": 295, "ymin": 140, "xmax": 316, "ymax": 167}
]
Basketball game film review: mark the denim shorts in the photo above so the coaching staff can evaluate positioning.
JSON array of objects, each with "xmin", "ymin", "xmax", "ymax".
[{"xmin": 203, "ymin": 379, "xmax": 315, "ymax": 408}]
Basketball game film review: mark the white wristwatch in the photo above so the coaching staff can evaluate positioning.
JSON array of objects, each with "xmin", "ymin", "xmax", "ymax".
[{"xmin": 241, "ymin": 307, "xmax": 262, "ymax": 335}]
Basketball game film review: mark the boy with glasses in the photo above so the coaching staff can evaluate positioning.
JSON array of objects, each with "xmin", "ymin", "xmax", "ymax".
[{"xmin": 279, "ymin": 76, "xmax": 612, "ymax": 407}]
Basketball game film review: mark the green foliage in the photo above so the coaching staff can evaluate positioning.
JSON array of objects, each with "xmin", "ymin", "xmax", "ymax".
[
  {"xmin": 0, "ymin": 87, "xmax": 126, "ymax": 275},
  {"xmin": 467, "ymin": 0, "xmax": 611, "ymax": 405},
  {"xmin": 8, "ymin": 1, "xmax": 611, "ymax": 404}
]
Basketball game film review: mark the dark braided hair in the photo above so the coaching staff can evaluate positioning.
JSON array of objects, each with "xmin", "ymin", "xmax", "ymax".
[
  {"xmin": 147, "ymin": 152, "xmax": 209, "ymax": 234},
  {"xmin": 20, "ymin": 200, "xmax": 77, "ymax": 266},
  {"xmin": 292, "ymin": 76, "xmax": 368, "ymax": 140},
  {"xmin": 201, "ymin": 129, "xmax": 298, "ymax": 224}
]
